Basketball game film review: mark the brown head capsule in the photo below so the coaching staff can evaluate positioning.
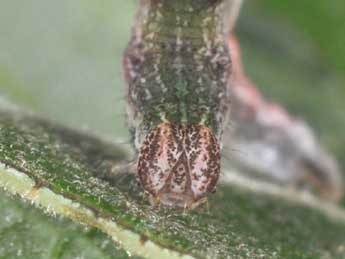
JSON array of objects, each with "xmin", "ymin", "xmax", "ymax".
[{"xmin": 137, "ymin": 123, "xmax": 220, "ymax": 208}]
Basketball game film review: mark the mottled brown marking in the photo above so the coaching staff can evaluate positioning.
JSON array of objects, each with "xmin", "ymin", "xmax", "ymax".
[
  {"xmin": 140, "ymin": 234, "xmax": 149, "ymax": 245},
  {"xmin": 32, "ymin": 180, "xmax": 48, "ymax": 191},
  {"xmin": 137, "ymin": 123, "xmax": 220, "ymax": 208}
]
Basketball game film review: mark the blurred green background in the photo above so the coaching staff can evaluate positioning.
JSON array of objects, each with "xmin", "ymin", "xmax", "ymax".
[{"xmin": 0, "ymin": 0, "xmax": 344, "ymax": 169}]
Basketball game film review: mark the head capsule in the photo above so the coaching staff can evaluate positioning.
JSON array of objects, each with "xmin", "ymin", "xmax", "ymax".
[{"xmin": 137, "ymin": 123, "xmax": 220, "ymax": 208}]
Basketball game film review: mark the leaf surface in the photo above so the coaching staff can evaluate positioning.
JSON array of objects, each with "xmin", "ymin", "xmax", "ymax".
[{"xmin": 1, "ymin": 110, "xmax": 345, "ymax": 259}]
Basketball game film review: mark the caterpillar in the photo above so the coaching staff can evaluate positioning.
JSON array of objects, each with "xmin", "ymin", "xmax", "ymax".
[{"xmin": 123, "ymin": 0, "xmax": 242, "ymax": 208}]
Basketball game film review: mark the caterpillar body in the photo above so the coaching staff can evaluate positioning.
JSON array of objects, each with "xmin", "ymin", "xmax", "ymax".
[{"xmin": 124, "ymin": 0, "xmax": 238, "ymax": 208}]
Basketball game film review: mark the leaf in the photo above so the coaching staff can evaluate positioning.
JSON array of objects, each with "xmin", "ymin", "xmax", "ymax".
[
  {"xmin": 1, "ymin": 109, "xmax": 345, "ymax": 259},
  {"xmin": 0, "ymin": 190, "xmax": 138, "ymax": 259}
]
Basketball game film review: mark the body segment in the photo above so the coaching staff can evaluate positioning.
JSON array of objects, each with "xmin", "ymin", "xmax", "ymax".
[{"xmin": 124, "ymin": 0, "xmax": 234, "ymax": 207}]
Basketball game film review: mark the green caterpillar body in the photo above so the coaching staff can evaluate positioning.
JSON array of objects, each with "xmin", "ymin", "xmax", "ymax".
[{"xmin": 124, "ymin": 0, "xmax": 233, "ymax": 208}]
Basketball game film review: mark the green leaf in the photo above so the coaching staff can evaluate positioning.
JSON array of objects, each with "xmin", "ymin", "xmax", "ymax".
[
  {"xmin": 0, "ymin": 191, "xmax": 137, "ymax": 259},
  {"xmin": 1, "ymin": 109, "xmax": 345, "ymax": 259}
]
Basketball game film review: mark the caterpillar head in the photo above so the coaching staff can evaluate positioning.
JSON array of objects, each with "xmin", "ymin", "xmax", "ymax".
[{"xmin": 137, "ymin": 123, "xmax": 220, "ymax": 209}]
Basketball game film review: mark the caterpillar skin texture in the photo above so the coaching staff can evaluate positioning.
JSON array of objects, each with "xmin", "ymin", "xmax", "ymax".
[{"xmin": 124, "ymin": 0, "xmax": 233, "ymax": 208}]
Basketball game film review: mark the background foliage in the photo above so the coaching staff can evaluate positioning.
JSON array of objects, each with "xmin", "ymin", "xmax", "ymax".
[
  {"xmin": 1, "ymin": 0, "xmax": 344, "ymax": 165},
  {"xmin": 0, "ymin": 0, "xmax": 344, "ymax": 163}
]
